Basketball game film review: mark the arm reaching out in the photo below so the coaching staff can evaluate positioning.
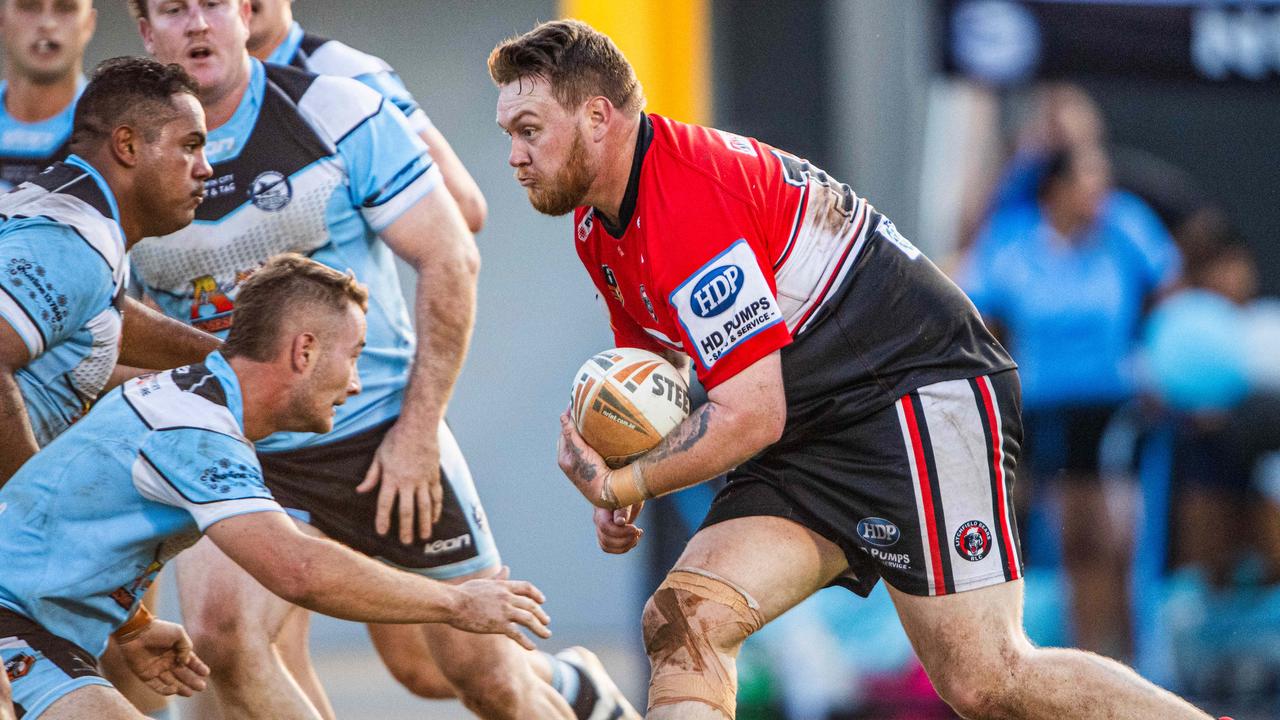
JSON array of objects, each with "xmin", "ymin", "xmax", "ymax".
[{"xmin": 205, "ymin": 511, "xmax": 550, "ymax": 649}]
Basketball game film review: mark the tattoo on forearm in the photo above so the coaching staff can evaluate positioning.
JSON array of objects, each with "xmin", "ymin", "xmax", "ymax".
[
  {"xmin": 641, "ymin": 404, "xmax": 714, "ymax": 468},
  {"xmin": 566, "ymin": 441, "xmax": 597, "ymax": 488}
]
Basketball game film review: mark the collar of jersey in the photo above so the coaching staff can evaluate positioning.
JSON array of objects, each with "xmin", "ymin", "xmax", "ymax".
[
  {"xmin": 0, "ymin": 77, "xmax": 85, "ymax": 154},
  {"xmin": 205, "ymin": 60, "xmax": 266, "ymax": 164},
  {"xmin": 266, "ymin": 21, "xmax": 305, "ymax": 66},
  {"xmin": 202, "ymin": 350, "xmax": 247, "ymax": 434},
  {"xmin": 598, "ymin": 113, "xmax": 653, "ymax": 240},
  {"xmin": 63, "ymin": 153, "xmax": 121, "ymax": 224}
]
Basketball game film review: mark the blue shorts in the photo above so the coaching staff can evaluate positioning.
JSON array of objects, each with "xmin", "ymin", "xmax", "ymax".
[{"xmin": 1, "ymin": 610, "xmax": 110, "ymax": 719}]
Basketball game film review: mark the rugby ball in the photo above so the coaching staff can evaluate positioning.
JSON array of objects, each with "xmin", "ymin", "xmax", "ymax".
[{"xmin": 570, "ymin": 348, "xmax": 691, "ymax": 468}]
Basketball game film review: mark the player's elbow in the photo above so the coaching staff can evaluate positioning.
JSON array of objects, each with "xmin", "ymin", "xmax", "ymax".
[{"xmin": 257, "ymin": 553, "xmax": 320, "ymax": 607}]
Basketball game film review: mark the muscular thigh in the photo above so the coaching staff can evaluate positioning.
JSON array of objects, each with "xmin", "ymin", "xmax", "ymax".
[
  {"xmin": 40, "ymin": 685, "xmax": 143, "ymax": 720},
  {"xmin": 671, "ymin": 516, "xmax": 849, "ymax": 626},
  {"xmin": 175, "ymin": 535, "xmax": 300, "ymax": 641}
]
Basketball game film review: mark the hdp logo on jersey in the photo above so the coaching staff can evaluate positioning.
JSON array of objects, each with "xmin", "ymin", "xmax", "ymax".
[
  {"xmin": 601, "ymin": 264, "xmax": 623, "ymax": 305},
  {"xmin": 691, "ymin": 265, "xmax": 743, "ymax": 318},
  {"xmin": 857, "ymin": 517, "xmax": 901, "ymax": 548},
  {"xmin": 954, "ymin": 520, "xmax": 993, "ymax": 562},
  {"xmin": 250, "ymin": 170, "xmax": 292, "ymax": 212}
]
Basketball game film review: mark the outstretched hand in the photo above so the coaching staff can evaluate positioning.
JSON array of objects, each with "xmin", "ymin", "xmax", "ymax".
[
  {"xmin": 116, "ymin": 619, "xmax": 210, "ymax": 697},
  {"xmin": 451, "ymin": 567, "xmax": 552, "ymax": 651}
]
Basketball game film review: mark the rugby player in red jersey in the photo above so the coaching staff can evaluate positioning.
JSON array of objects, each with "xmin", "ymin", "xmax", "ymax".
[{"xmin": 492, "ymin": 19, "xmax": 1216, "ymax": 720}]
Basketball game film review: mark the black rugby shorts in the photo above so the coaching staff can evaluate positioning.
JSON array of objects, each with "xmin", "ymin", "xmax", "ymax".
[{"xmin": 702, "ymin": 370, "xmax": 1024, "ymax": 597}]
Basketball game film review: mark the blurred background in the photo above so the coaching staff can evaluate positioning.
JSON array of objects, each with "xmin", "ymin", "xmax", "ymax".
[{"xmin": 61, "ymin": 0, "xmax": 1280, "ymax": 717}]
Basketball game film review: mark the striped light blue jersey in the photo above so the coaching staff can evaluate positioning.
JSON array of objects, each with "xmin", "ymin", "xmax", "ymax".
[
  {"xmin": 129, "ymin": 59, "xmax": 440, "ymax": 452},
  {"xmin": 0, "ymin": 156, "xmax": 129, "ymax": 445},
  {"xmin": 0, "ymin": 80, "xmax": 80, "ymax": 191},
  {"xmin": 0, "ymin": 352, "xmax": 282, "ymax": 657},
  {"xmin": 267, "ymin": 21, "xmax": 433, "ymax": 136}
]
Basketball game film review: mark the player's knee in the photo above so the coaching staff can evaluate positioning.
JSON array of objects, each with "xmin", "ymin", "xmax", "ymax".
[
  {"xmin": 642, "ymin": 568, "xmax": 766, "ymax": 719},
  {"xmin": 386, "ymin": 661, "xmax": 455, "ymax": 700},
  {"xmin": 926, "ymin": 636, "xmax": 1028, "ymax": 720},
  {"xmin": 182, "ymin": 603, "xmax": 267, "ymax": 673},
  {"xmin": 448, "ymin": 672, "xmax": 524, "ymax": 720}
]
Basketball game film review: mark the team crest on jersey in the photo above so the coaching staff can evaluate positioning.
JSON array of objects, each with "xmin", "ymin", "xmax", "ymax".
[
  {"xmin": 601, "ymin": 264, "xmax": 623, "ymax": 305},
  {"xmin": 639, "ymin": 284, "xmax": 658, "ymax": 322},
  {"xmin": 576, "ymin": 210, "xmax": 594, "ymax": 242},
  {"xmin": 669, "ymin": 240, "xmax": 782, "ymax": 370},
  {"xmin": 954, "ymin": 520, "xmax": 992, "ymax": 562},
  {"xmin": 249, "ymin": 170, "xmax": 293, "ymax": 212}
]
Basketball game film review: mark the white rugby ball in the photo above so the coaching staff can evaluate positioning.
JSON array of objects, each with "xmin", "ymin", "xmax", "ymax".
[{"xmin": 570, "ymin": 347, "xmax": 691, "ymax": 468}]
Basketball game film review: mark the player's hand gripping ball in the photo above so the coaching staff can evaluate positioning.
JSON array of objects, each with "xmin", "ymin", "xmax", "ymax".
[{"xmin": 570, "ymin": 348, "xmax": 691, "ymax": 468}]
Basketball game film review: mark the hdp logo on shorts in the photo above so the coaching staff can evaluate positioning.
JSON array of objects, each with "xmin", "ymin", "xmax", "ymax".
[
  {"xmin": 690, "ymin": 265, "xmax": 743, "ymax": 317},
  {"xmin": 857, "ymin": 517, "xmax": 901, "ymax": 548},
  {"xmin": 250, "ymin": 170, "xmax": 292, "ymax": 211},
  {"xmin": 954, "ymin": 520, "xmax": 992, "ymax": 562}
]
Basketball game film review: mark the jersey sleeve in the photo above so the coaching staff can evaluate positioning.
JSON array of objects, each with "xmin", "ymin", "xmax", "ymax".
[
  {"xmin": 0, "ymin": 220, "xmax": 113, "ymax": 358},
  {"xmin": 330, "ymin": 84, "xmax": 443, "ymax": 234},
  {"xmin": 133, "ymin": 428, "xmax": 283, "ymax": 532},
  {"xmin": 353, "ymin": 70, "xmax": 434, "ymax": 136},
  {"xmin": 651, "ymin": 201, "xmax": 792, "ymax": 391}
]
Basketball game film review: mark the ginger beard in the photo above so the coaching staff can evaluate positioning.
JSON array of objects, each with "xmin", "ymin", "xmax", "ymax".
[{"xmin": 523, "ymin": 128, "xmax": 593, "ymax": 217}]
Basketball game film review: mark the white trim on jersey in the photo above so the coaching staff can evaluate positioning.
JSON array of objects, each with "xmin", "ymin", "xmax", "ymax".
[
  {"xmin": 642, "ymin": 325, "xmax": 682, "ymax": 350},
  {"xmin": 0, "ymin": 285, "xmax": 45, "ymax": 356},
  {"xmin": 131, "ymin": 454, "xmax": 283, "ymax": 532},
  {"xmin": 123, "ymin": 371, "xmax": 245, "ymax": 439},
  {"xmin": 774, "ymin": 196, "xmax": 872, "ymax": 337},
  {"xmin": 305, "ymin": 39, "xmax": 392, "ymax": 77},
  {"xmin": 0, "ymin": 186, "xmax": 128, "ymax": 290},
  {"xmin": 296, "ymin": 75, "xmax": 385, "ymax": 153},
  {"xmin": 362, "ymin": 163, "xmax": 441, "ymax": 233}
]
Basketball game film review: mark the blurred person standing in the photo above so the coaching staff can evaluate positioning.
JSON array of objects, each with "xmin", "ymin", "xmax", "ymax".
[
  {"xmin": 0, "ymin": 0, "xmax": 94, "ymax": 190},
  {"xmin": 245, "ymin": 0, "xmax": 487, "ymax": 232},
  {"xmin": 961, "ymin": 144, "xmax": 1180, "ymax": 659}
]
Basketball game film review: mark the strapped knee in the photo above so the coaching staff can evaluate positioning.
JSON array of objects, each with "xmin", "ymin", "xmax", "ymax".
[{"xmin": 641, "ymin": 567, "xmax": 766, "ymax": 719}]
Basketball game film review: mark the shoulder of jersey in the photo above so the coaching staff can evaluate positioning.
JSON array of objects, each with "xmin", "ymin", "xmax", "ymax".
[
  {"xmin": 298, "ymin": 32, "xmax": 394, "ymax": 79},
  {"xmin": 0, "ymin": 164, "xmax": 124, "ymax": 268},
  {"xmin": 647, "ymin": 115, "xmax": 767, "ymax": 205},
  {"xmin": 264, "ymin": 62, "xmax": 384, "ymax": 147},
  {"xmin": 122, "ymin": 364, "xmax": 246, "ymax": 441}
]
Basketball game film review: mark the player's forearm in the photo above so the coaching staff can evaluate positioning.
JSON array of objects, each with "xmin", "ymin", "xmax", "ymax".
[
  {"xmin": 396, "ymin": 243, "xmax": 479, "ymax": 433},
  {"xmin": 281, "ymin": 533, "xmax": 462, "ymax": 624},
  {"xmin": 0, "ymin": 370, "xmax": 39, "ymax": 485},
  {"xmin": 119, "ymin": 296, "xmax": 221, "ymax": 370},
  {"xmin": 630, "ymin": 400, "xmax": 776, "ymax": 498}
]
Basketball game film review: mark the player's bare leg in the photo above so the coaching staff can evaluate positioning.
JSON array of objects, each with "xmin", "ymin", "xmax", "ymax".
[
  {"xmin": 366, "ymin": 622, "xmax": 457, "ymax": 699},
  {"xmin": 0, "ymin": 668, "xmax": 14, "ymax": 720},
  {"xmin": 888, "ymin": 579, "xmax": 1212, "ymax": 719},
  {"xmin": 410, "ymin": 564, "xmax": 575, "ymax": 720},
  {"xmin": 99, "ymin": 582, "xmax": 169, "ymax": 716},
  {"xmin": 644, "ymin": 516, "xmax": 849, "ymax": 720},
  {"xmin": 175, "ymin": 536, "xmax": 327, "ymax": 720},
  {"xmin": 276, "ymin": 606, "xmax": 338, "ymax": 719},
  {"xmin": 40, "ymin": 685, "xmax": 146, "ymax": 720}
]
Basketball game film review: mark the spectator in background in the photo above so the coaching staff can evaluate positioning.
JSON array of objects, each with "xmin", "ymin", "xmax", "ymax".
[
  {"xmin": 961, "ymin": 142, "xmax": 1180, "ymax": 659},
  {"xmin": 1143, "ymin": 241, "xmax": 1280, "ymax": 588}
]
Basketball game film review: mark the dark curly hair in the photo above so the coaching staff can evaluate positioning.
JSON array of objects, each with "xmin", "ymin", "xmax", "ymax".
[{"xmin": 71, "ymin": 56, "xmax": 201, "ymax": 149}]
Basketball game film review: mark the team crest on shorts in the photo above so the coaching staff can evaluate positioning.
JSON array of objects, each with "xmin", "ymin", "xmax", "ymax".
[
  {"xmin": 5, "ymin": 652, "xmax": 36, "ymax": 681},
  {"xmin": 954, "ymin": 520, "xmax": 992, "ymax": 562}
]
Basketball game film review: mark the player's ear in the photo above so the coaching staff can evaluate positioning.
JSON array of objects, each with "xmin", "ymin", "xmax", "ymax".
[
  {"xmin": 290, "ymin": 332, "xmax": 318, "ymax": 373},
  {"xmin": 110, "ymin": 126, "xmax": 141, "ymax": 169},
  {"xmin": 586, "ymin": 96, "xmax": 612, "ymax": 140}
]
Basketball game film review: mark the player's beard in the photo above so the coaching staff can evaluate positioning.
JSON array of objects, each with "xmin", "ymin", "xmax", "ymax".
[{"xmin": 527, "ymin": 131, "xmax": 593, "ymax": 217}]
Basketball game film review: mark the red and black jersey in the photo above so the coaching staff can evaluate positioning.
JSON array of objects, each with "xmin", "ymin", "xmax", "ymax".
[{"xmin": 575, "ymin": 114, "xmax": 1012, "ymax": 430}]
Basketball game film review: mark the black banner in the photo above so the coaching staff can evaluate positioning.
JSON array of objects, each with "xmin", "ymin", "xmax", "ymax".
[{"xmin": 941, "ymin": 0, "xmax": 1280, "ymax": 85}]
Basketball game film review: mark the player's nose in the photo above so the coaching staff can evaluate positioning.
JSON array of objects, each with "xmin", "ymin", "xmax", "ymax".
[
  {"xmin": 193, "ymin": 151, "xmax": 213, "ymax": 181},
  {"xmin": 508, "ymin": 140, "xmax": 529, "ymax": 168}
]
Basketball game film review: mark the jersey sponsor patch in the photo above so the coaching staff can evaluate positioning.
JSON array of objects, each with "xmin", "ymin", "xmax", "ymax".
[
  {"xmin": 669, "ymin": 239, "xmax": 783, "ymax": 370},
  {"xmin": 876, "ymin": 215, "xmax": 921, "ymax": 260}
]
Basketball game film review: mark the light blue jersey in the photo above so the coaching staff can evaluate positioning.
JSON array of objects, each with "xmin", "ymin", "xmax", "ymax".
[
  {"xmin": 0, "ymin": 80, "xmax": 80, "ymax": 191},
  {"xmin": 0, "ymin": 352, "xmax": 282, "ymax": 657},
  {"xmin": 129, "ymin": 60, "xmax": 440, "ymax": 452},
  {"xmin": 0, "ymin": 156, "xmax": 129, "ymax": 445},
  {"xmin": 267, "ymin": 21, "xmax": 433, "ymax": 136}
]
